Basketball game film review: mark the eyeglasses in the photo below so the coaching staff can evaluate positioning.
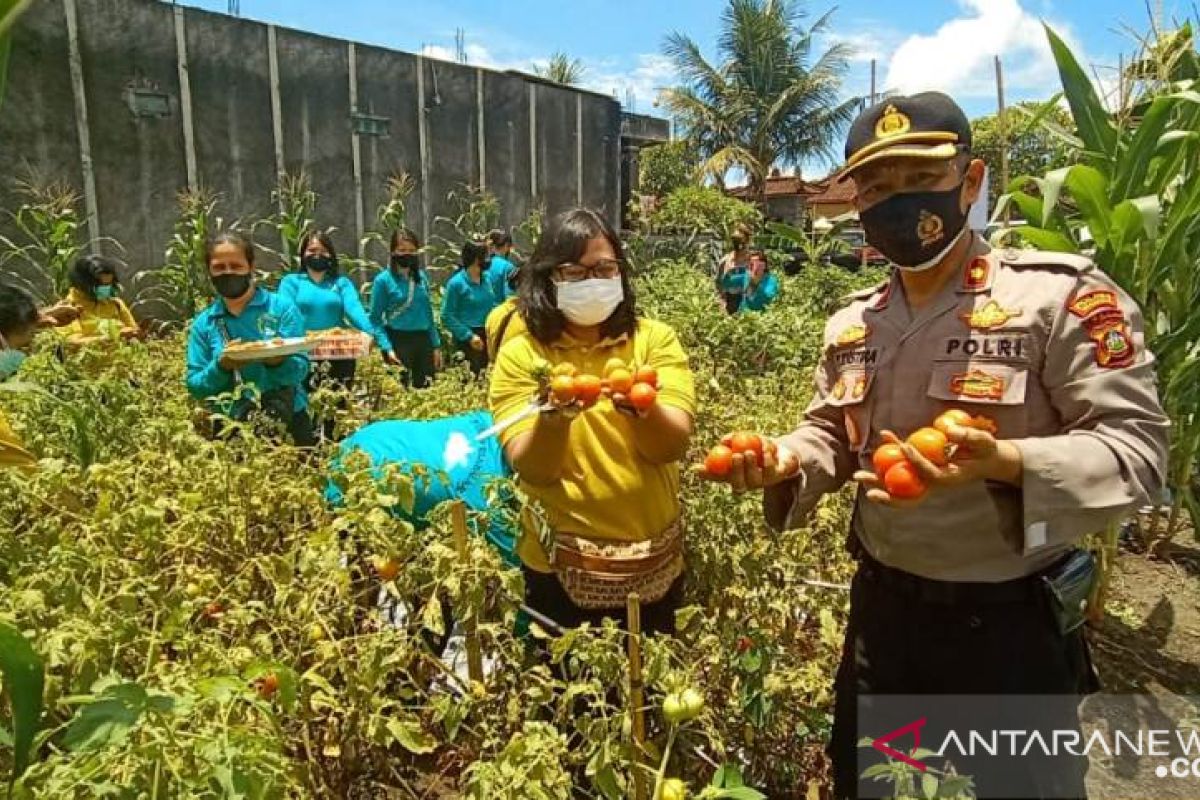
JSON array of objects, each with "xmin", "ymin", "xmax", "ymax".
[{"xmin": 554, "ymin": 259, "xmax": 622, "ymax": 283}]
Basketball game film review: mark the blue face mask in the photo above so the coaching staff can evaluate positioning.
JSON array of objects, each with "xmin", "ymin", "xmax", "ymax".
[{"xmin": 95, "ymin": 285, "xmax": 115, "ymax": 301}]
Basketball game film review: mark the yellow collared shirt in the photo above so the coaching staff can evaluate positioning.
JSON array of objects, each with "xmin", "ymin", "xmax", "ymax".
[
  {"xmin": 62, "ymin": 287, "xmax": 139, "ymax": 340},
  {"xmin": 488, "ymin": 318, "xmax": 696, "ymax": 571},
  {"xmin": 0, "ymin": 409, "xmax": 36, "ymax": 469}
]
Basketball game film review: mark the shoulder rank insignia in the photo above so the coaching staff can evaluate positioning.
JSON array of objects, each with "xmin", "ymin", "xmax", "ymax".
[
  {"xmin": 949, "ymin": 369, "xmax": 1006, "ymax": 400},
  {"xmin": 961, "ymin": 257, "xmax": 991, "ymax": 292},
  {"xmin": 836, "ymin": 324, "xmax": 869, "ymax": 346},
  {"xmin": 832, "ymin": 375, "xmax": 847, "ymax": 400},
  {"xmin": 1068, "ymin": 289, "xmax": 1119, "ymax": 319},
  {"xmin": 960, "ymin": 300, "xmax": 1021, "ymax": 331}
]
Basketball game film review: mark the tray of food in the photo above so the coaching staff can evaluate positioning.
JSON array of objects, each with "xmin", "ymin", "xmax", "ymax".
[
  {"xmin": 306, "ymin": 328, "xmax": 372, "ymax": 361},
  {"xmin": 222, "ymin": 337, "xmax": 315, "ymax": 363}
]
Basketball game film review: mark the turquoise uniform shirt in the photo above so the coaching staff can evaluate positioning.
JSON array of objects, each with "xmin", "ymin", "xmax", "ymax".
[
  {"xmin": 741, "ymin": 272, "xmax": 780, "ymax": 312},
  {"xmin": 440, "ymin": 269, "xmax": 498, "ymax": 344},
  {"xmin": 277, "ymin": 272, "xmax": 387, "ymax": 350},
  {"xmin": 369, "ymin": 267, "xmax": 442, "ymax": 349},
  {"xmin": 185, "ymin": 287, "xmax": 310, "ymax": 412},
  {"xmin": 486, "ymin": 254, "xmax": 517, "ymax": 301}
]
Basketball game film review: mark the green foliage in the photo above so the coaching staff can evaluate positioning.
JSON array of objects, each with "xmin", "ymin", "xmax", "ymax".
[
  {"xmin": 649, "ymin": 186, "xmax": 762, "ymax": 239},
  {"xmin": 0, "ymin": 178, "xmax": 90, "ymax": 304},
  {"xmin": 532, "ymin": 52, "xmax": 585, "ymax": 86},
  {"xmin": 766, "ymin": 220, "xmax": 852, "ymax": 264},
  {"xmin": 971, "ymin": 102, "xmax": 1075, "ymax": 207},
  {"xmin": 998, "ymin": 24, "xmax": 1200, "ymax": 545},
  {"xmin": 660, "ymin": 0, "xmax": 859, "ymax": 195},
  {"xmin": 639, "ymin": 140, "xmax": 700, "ymax": 198},
  {"xmin": 255, "ymin": 172, "xmax": 318, "ymax": 274},
  {"xmin": 0, "ymin": 621, "xmax": 43, "ymax": 788},
  {"xmin": 132, "ymin": 188, "xmax": 225, "ymax": 324},
  {"xmin": 427, "ymin": 185, "xmax": 501, "ymax": 271}
]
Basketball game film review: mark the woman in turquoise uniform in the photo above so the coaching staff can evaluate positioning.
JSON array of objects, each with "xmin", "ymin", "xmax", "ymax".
[
  {"xmin": 440, "ymin": 240, "xmax": 498, "ymax": 376},
  {"xmin": 740, "ymin": 250, "xmax": 780, "ymax": 312},
  {"xmin": 369, "ymin": 228, "xmax": 443, "ymax": 388},
  {"xmin": 185, "ymin": 231, "xmax": 314, "ymax": 446}
]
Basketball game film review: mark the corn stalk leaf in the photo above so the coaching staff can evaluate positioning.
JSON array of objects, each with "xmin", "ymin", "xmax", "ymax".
[
  {"xmin": 0, "ymin": 621, "xmax": 44, "ymax": 789},
  {"xmin": 1044, "ymin": 24, "xmax": 1118, "ymax": 164}
]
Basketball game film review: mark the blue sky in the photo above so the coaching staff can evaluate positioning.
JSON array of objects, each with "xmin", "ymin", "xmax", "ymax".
[{"xmin": 177, "ymin": 0, "xmax": 1194, "ymax": 174}]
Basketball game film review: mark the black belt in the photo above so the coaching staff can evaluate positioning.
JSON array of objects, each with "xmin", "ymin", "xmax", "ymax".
[{"xmin": 857, "ymin": 551, "xmax": 1061, "ymax": 606}]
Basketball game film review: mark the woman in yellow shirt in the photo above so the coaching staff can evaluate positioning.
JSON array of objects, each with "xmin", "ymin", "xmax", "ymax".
[
  {"xmin": 0, "ymin": 284, "xmax": 41, "ymax": 468},
  {"xmin": 61, "ymin": 255, "xmax": 141, "ymax": 345},
  {"xmin": 488, "ymin": 208, "xmax": 696, "ymax": 635}
]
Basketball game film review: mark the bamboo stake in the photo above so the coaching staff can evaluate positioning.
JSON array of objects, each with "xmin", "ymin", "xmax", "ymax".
[
  {"xmin": 995, "ymin": 56, "xmax": 1010, "ymax": 225},
  {"xmin": 627, "ymin": 592, "xmax": 647, "ymax": 800},
  {"xmin": 451, "ymin": 502, "xmax": 484, "ymax": 683},
  {"xmin": 1088, "ymin": 521, "xmax": 1120, "ymax": 625}
]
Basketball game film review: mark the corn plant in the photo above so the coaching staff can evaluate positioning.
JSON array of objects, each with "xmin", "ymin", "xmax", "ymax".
[
  {"xmin": 254, "ymin": 171, "xmax": 318, "ymax": 275},
  {"xmin": 996, "ymin": 23, "xmax": 1200, "ymax": 554},
  {"xmin": 131, "ymin": 188, "xmax": 225, "ymax": 323},
  {"xmin": 427, "ymin": 185, "xmax": 500, "ymax": 271},
  {"xmin": 0, "ymin": 178, "xmax": 88, "ymax": 303},
  {"xmin": 348, "ymin": 172, "xmax": 417, "ymax": 286}
]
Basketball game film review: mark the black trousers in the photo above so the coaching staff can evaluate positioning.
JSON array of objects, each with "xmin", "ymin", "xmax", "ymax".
[
  {"xmin": 722, "ymin": 292, "xmax": 743, "ymax": 314},
  {"xmin": 385, "ymin": 328, "xmax": 436, "ymax": 388},
  {"xmin": 458, "ymin": 326, "xmax": 488, "ymax": 377},
  {"xmin": 522, "ymin": 565, "xmax": 684, "ymax": 637},
  {"xmin": 305, "ymin": 358, "xmax": 356, "ymax": 442},
  {"xmin": 831, "ymin": 552, "xmax": 1098, "ymax": 800}
]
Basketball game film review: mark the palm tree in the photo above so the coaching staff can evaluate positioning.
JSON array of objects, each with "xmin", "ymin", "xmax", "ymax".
[
  {"xmin": 660, "ymin": 0, "xmax": 860, "ymax": 205},
  {"xmin": 533, "ymin": 52, "xmax": 586, "ymax": 86}
]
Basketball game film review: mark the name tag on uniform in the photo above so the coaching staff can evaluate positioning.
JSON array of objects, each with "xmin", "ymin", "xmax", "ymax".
[
  {"xmin": 941, "ymin": 334, "xmax": 1030, "ymax": 361},
  {"xmin": 833, "ymin": 347, "xmax": 879, "ymax": 368}
]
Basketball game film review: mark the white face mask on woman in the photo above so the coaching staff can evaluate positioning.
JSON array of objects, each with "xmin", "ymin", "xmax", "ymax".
[{"xmin": 555, "ymin": 277, "xmax": 624, "ymax": 327}]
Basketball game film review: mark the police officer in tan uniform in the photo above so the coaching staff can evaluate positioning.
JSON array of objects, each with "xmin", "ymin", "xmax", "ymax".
[{"xmin": 703, "ymin": 92, "xmax": 1169, "ymax": 798}]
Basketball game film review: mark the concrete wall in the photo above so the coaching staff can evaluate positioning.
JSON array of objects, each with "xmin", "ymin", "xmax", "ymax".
[{"xmin": 0, "ymin": 0, "xmax": 635, "ymax": 306}]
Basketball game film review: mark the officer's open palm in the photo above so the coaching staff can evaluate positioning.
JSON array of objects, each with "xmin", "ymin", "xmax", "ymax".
[
  {"xmin": 695, "ymin": 439, "xmax": 801, "ymax": 493},
  {"xmin": 855, "ymin": 425, "xmax": 1019, "ymax": 507}
]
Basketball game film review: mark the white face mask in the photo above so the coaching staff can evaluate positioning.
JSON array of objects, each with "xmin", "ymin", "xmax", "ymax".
[
  {"xmin": 555, "ymin": 277, "xmax": 624, "ymax": 327},
  {"xmin": 895, "ymin": 226, "xmax": 970, "ymax": 274}
]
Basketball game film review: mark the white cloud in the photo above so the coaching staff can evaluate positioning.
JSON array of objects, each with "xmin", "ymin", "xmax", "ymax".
[
  {"xmin": 584, "ymin": 53, "xmax": 677, "ymax": 110},
  {"xmin": 883, "ymin": 0, "xmax": 1083, "ymax": 99}
]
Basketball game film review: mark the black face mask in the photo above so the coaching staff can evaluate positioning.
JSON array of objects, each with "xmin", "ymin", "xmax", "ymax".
[
  {"xmin": 304, "ymin": 254, "xmax": 335, "ymax": 273},
  {"xmin": 859, "ymin": 183, "xmax": 969, "ymax": 271},
  {"xmin": 390, "ymin": 253, "xmax": 420, "ymax": 272},
  {"xmin": 213, "ymin": 273, "xmax": 252, "ymax": 299}
]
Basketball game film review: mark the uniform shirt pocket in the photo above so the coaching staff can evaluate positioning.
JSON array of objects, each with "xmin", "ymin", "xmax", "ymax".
[{"xmin": 927, "ymin": 361, "xmax": 1029, "ymax": 438}]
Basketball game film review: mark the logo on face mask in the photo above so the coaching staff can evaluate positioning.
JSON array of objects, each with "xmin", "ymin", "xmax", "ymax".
[{"xmin": 916, "ymin": 210, "xmax": 945, "ymax": 248}]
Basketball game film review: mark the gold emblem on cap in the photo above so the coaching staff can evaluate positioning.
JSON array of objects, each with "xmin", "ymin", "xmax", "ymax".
[
  {"xmin": 875, "ymin": 104, "xmax": 911, "ymax": 139},
  {"xmin": 916, "ymin": 210, "xmax": 944, "ymax": 247}
]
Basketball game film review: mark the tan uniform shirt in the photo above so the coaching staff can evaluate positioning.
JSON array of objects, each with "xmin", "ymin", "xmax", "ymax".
[{"xmin": 765, "ymin": 235, "xmax": 1169, "ymax": 582}]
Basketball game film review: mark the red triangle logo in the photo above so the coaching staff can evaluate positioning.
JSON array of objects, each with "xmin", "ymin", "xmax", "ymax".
[{"xmin": 872, "ymin": 717, "xmax": 928, "ymax": 772}]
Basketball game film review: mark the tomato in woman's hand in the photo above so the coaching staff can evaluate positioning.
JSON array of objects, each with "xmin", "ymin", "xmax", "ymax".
[
  {"xmin": 551, "ymin": 375, "xmax": 578, "ymax": 404},
  {"xmin": 704, "ymin": 445, "xmax": 734, "ymax": 477},
  {"xmin": 634, "ymin": 365, "xmax": 658, "ymax": 387},
  {"xmin": 574, "ymin": 374, "xmax": 603, "ymax": 407},
  {"xmin": 608, "ymin": 368, "xmax": 634, "ymax": 395},
  {"xmin": 871, "ymin": 443, "xmax": 908, "ymax": 477},
  {"xmin": 629, "ymin": 382, "xmax": 657, "ymax": 411},
  {"xmin": 907, "ymin": 427, "xmax": 950, "ymax": 466},
  {"xmin": 884, "ymin": 461, "xmax": 926, "ymax": 500},
  {"xmin": 729, "ymin": 432, "xmax": 764, "ymax": 465},
  {"xmin": 933, "ymin": 409, "xmax": 973, "ymax": 434}
]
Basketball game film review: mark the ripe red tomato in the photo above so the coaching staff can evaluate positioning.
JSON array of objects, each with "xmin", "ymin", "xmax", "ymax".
[
  {"xmin": 884, "ymin": 462, "xmax": 926, "ymax": 500},
  {"xmin": 629, "ymin": 382, "xmax": 658, "ymax": 411},
  {"xmin": 729, "ymin": 432, "xmax": 764, "ymax": 465},
  {"xmin": 373, "ymin": 556, "xmax": 400, "ymax": 582},
  {"xmin": 871, "ymin": 443, "xmax": 908, "ymax": 477},
  {"xmin": 574, "ymin": 374, "xmax": 603, "ymax": 406},
  {"xmin": 551, "ymin": 375, "xmax": 577, "ymax": 403},
  {"xmin": 257, "ymin": 672, "xmax": 280, "ymax": 699},
  {"xmin": 736, "ymin": 636, "xmax": 753, "ymax": 653},
  {"xmin": 202, "ymin": 601, "xmax": 224, "ymax": 619},
  {"xmin": 705, "ymin": 445, "xmax": 734, "ymax": 477},
  {"xmin": 608, "ymin": 368, "xmax": 634, "ymax": 395},
  {"xmin": 907, "ymin": 427, "xmax": 949, "ymax": 466},
  {"xmin": 634, "ymin": 365, "xmax": 658, "ymax": 387}
]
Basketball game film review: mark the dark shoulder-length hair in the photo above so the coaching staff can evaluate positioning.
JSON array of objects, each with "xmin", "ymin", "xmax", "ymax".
[
  {"xmin": 298, "ymin": 230, "xmax": 341, "ymax": 276},
  {"xmin": 204, "ymin": 230, "xmax": 256, "ymax": 270},
  {"xmin": 70, "ymin": 254, "xmax": 122, "ymax": 300},
  {"xmin": 389, "ymin": 228, "xmax": 424, "ymax": 277},
  {"xmin": 518, "ymin": 207, "xmax": 637, "ymax": 345},
  {"xmin": 0, "ymin": 283, "xmax": 39, "ymax": 339},
  {"xmin": 460, "ymin": 240, "xmax": 488, "ymax": 270}
]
